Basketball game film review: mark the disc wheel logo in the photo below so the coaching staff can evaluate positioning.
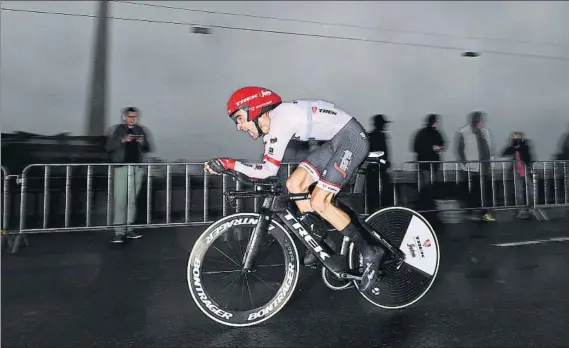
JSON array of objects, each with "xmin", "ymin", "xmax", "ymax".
[
  {"xmin": 423, "ymin": 239, "xmax": 431, "ymax": 248},
  {"xmin": 371, "ymin": 287, "xmax": 380, "ymax": 295}
]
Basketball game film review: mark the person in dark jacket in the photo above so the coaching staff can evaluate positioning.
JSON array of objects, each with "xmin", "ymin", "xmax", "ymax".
[
  {"xmin": 105, "ymin": 106, "xmax": 154, "ymax": 243},
  {"xmin": 501, "ymin": 132, "xmax": 534, "ymax": 219},
  {"xmin": 367, "ymin": 114, "xmax": 394, "ymax": 211},
  {"xmin": 412, "ymin": 114, "xmax": 446, "ymax": 190}
]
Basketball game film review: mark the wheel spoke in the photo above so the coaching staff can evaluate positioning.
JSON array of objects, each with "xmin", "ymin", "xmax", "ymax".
[
  {"xmin": 225, "ymin": 239, "xmax": 241, "ymax": 261},
  {"xmin": 251, "ymin": 239, "xmax": 277, "ymax": 265},
  {"xmin": 202, "ymin": 269, "xmax": 242, "ymax": 275},
  {"xmin": 244, "ymin": 274, "xmax": 256, "ymax": 309},
  {"xmin": 203, "ymin": 256, "xmax": 237, "ymax": 268},
  {"xmin": 236, "ymin": 239, "xmax": 245, "ymax": 260},
  {"xmin": 250, "ymin": 272, "xmax": 279, "ymax": 292},
  {"xmin": 257, "ymin": 263, "xmax": 284, "ymax": 268},
  {"xmin": 223, "ymin": 273, "xmax": 241, "ymax": 308},
  {"xmin": 212, "ymin": 245, "xmax": 241, "ymax": 268},
  {"xmin": 214, "ymin": 272, "xmax": 243, "ymax": 298},
  {"xmin": 239, "ymin": 274, "xmax": 247, "ymax": 310}
]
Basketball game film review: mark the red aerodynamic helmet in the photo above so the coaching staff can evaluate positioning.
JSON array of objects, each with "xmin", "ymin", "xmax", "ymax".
[{"xmin": 227, "ymin": 86, "xmax": 282, "ymax": 123}]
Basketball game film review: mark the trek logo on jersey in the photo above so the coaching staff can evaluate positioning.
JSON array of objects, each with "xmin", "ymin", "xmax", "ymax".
[
  {"xmin": 311, "ymin": 106, "xmax": 337, "ymax": 115},
  {"xmin": 333, "ymin": 150, "xmax": 352, "ymax": 179},
  {"xmin": 268, "ymin": 147, "xmax": 274, "ymax": 155},
  {"xmin": 270, "ymin": 137, "xmax": 278, "ymax": 144},
  {"xmin": 318, "ymin": 108, "xmax": 337, "ymax": 115}
]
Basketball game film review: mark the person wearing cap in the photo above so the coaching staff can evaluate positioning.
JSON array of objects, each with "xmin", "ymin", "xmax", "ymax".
[
  {"xmin": 412, "ymin": 114, "xmax": 446, "ymax": 191},
  {"xmin": 456, "ymin": 111, "xmax": 496, "ymax": 222},
  {"xmin": 366, "ymin": 114, "xmax": 394, "ymax": 211}
]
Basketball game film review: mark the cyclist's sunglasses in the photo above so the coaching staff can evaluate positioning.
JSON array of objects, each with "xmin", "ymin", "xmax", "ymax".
[{"xmin": 229, "ymin": 106, "xmax": 249, "ymax": 124}]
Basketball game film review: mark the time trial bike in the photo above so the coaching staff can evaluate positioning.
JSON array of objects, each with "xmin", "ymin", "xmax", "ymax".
[{"xmin": 187, "ymin": 152, "xmax": 440, "ymax": 327}]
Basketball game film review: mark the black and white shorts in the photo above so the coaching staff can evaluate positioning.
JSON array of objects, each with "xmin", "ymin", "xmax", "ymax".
[{"xmin": 298, "ymin": 118, "xmax": 370, "ymax": 194}]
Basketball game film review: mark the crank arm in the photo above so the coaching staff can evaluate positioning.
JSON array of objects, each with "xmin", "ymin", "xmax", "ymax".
[{"xmin": 338, "ymin": 272, "xmax": 362, "ymax": 282}]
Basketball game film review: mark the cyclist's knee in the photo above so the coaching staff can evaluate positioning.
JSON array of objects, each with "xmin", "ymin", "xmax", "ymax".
[
  {"xmin": 286, "ymin": 171, "xmax": 313, "ymax": 193},
  {"xmin": 285, "ymin": 176, "xmax": 303, "ymax": 193}
]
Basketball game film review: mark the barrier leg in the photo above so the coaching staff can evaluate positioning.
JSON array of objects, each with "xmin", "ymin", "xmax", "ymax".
[
  {"xmin": 9, "ymin": 233, "xmax": 29, "ymax": 254},
  {"xmin": 530, "ymin": 208, "xmax": 548, "ymax": 221}
]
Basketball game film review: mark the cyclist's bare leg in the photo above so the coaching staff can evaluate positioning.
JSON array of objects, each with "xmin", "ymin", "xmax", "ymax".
[
  {"xmin": 286, "ymin": 167, "xmax": 316, "ymax": 213},
  {"xmin": 311, "ymin": 185, "xmax": 384, "ymax": 291},
  {"xmin": 309, "ymin": 187, "xmax": 350, "ymax": 230}
]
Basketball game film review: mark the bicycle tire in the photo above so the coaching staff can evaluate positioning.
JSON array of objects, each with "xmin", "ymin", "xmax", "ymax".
[
  {"xmin": 348, "ymin": 207, "xmax": 440, "ymax": 309},
  {"xmin": 187, "ymin": 213, "xmax": 300, "ymax": 327}
]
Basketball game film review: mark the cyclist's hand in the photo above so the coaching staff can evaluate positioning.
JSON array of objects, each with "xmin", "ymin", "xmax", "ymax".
[{"xmin": 204, "ymin": 158, "xmax": 236, "ymax": 175}]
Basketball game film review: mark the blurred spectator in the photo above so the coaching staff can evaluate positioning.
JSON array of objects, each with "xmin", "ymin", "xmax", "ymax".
[
  {"xmin": 554, "ymin": 123, "xmax": 569, "ymax": 160},
  {"xmin": 412, "ymin": 114, "xmax": 446, "ymax": 190},
  {"xmin": 455, "ymin": 111, "xmax": 496, "ymax": 222},
  {"xmin": 367, "ymin": 114, "xmax": 394, "ymax": 211},
  {"xmin": 501, "ymin": 132, "xmax": 534, "ymax": 219},
  {"xmin": 105, "ymin": 106, "xmax": 154, "ymax": 243}
]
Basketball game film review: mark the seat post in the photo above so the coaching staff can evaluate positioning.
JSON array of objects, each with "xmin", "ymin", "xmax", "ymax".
[{"xmin": 353, "ymin": 161, "xmax": 369, "ymax": 194}]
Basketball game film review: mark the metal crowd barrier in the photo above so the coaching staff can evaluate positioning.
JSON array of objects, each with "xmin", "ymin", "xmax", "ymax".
[
  {"xmin": 402, "ymin": 159, "xmax": 569, "ymax": 219},
  {"xmin": 3, "ymin": 160, "xmax": 568, "ymax": 253},
  {"xmin": 532, "ymin": 160, "xmax": 569, "ymax": 209}
]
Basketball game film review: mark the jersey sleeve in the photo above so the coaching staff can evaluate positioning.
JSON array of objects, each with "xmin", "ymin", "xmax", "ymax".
[{"xmin": 234, "ymin": 111, "xmax": 300, "ymax": 179}]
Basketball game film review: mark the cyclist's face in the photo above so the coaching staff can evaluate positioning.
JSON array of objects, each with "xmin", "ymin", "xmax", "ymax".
[{"xmin": 232, "ymin": 109, "xmax": 259, "ymax": 139}]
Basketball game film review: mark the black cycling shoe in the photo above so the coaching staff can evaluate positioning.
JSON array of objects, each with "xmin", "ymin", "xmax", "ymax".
[{"xmin": 358, "ymin": 244, "xmax": 386, "ymax": 292}]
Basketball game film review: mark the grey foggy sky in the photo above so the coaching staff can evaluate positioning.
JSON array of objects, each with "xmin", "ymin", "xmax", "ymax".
[{"xmin": 1, "ymin": 1, "xmax": 569, "ymax": 165}]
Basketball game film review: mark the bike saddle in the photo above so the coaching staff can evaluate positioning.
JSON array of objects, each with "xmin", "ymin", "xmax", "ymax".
[{"xmin": 366, "ymin": 151, "xmax": 385, "ymax": 163}]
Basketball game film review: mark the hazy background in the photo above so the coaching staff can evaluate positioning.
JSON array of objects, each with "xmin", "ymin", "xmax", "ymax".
[{"xmin": 1, "ymin": 1, "xmax": 568, "ymax": 166}]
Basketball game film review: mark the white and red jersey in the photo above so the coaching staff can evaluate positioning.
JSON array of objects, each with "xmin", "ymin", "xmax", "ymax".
[{"xmin": 234, "ymin": 100, "xmax": 354, "ymax": 179}]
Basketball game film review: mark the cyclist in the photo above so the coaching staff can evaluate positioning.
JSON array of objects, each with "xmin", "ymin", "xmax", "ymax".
[{"xmin": 204, "ymin": 86, "xmax": 386, "ymax": 291}]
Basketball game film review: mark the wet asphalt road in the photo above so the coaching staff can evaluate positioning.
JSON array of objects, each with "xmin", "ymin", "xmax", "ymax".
[{"xmin": 2, "ymin": 216, "xmax": 569, "ymax": 347}]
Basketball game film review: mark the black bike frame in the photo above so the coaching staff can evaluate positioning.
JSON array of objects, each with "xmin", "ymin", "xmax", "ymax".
[
  {"xmin": 241, "ymin": 190, "xmax": 402, "ymax": 279},
  {"xmin": 238, "ymin": 152, "xmax": 404, "ymax": 275}
]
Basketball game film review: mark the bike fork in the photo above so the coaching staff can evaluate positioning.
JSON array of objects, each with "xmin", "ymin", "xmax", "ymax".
[{"xmin": 242, "ymin": 211, "xmax": 272, "ymax": 271}]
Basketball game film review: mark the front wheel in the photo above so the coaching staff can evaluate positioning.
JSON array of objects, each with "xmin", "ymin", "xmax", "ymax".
[
  {"xmin": 348, "ymin": 207, "xmax": 440, "ymax": 309},
  {"xmin": 187, "ymin": 213, "xmax": 300, "ymax": 327}
]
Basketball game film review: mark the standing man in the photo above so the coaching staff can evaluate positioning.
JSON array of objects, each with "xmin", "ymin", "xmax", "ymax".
[
  {"xmin": 456, "ymin": 111, "xmax": 496, "ymax": 222},
  {"xmin": 412, "ymin": 114, "xmax": 446, "ymax": 190},
  {"xmin": 105, "ymin": 107, "xmax": 154, "ymax": 243},
  {"xmin": 367, "ymin": 114, "xmax": 394, "ymax": 211}
]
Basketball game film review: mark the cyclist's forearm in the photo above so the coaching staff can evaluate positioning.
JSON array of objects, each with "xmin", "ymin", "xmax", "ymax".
[{"xmin": 234, "ymin": 161, "xmax": 279, "ymax": 179}]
